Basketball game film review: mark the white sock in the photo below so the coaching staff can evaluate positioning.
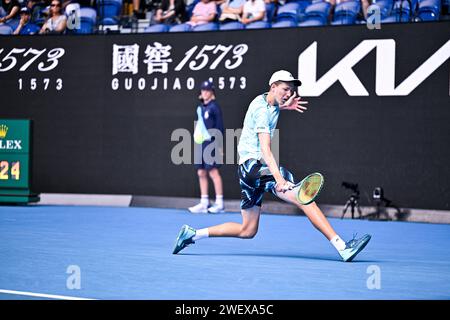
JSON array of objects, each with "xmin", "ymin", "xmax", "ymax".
[
  {"xmin": 193, "ymin": 228, "xmax": 209, "ymax": 241},
  {"xmin": 200, "ymin": 195, "xmax": 209, "ymax": 207},
  {"xmin": 330, "ymin": 235, "xmax": 346, "ymax": 251},
  {"xmin": 215, "ymin": 195, "xmax": 224, "ymax": 207}
]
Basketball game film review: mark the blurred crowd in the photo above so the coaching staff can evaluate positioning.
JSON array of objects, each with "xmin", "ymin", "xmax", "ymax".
[{"xmin": 0, "ymin": 0, "xmax": 448, "ymax": 35}]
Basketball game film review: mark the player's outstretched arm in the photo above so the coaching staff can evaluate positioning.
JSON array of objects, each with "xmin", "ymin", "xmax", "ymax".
[{"xmin": 258, "ymin": 132, "xmax": 294, "ymax": 193}]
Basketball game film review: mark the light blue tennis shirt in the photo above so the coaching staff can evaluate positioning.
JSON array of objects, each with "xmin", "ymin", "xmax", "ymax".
[{"xmin": 237, "ymin": 93, "xmax": 280, "ymax": 165}]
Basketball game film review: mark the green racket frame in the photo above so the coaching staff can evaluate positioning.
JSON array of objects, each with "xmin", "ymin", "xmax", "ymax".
[{"xmin": 294, "ymin": 172, "xmax": 325, "ymax": 205}]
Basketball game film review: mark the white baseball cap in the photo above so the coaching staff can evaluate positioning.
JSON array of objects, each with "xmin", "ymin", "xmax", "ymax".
[{"xmin": 268, "ymin": 70, "xmax": 302, "ymax": 87}]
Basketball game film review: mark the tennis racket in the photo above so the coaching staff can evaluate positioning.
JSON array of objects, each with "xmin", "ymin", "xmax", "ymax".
[{"xmin": 294, "ymin": 172, "xmax": 324, "ymax": 205}]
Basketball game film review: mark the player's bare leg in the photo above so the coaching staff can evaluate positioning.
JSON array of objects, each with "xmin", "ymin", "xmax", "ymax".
[
  {"xmin": 274, "ymin": 188, "xmax": 336, "ymax": 240},
  {"xmin": 208, "ymin": 206, "xmax": 261, "ymax": 238},
  {"xmin": 274, "ymin": 186, "xmax": 371, "ymax": 261},
  {"xmin": 173, "ymin": 206, "xmax": 261, "ymax": 254}
]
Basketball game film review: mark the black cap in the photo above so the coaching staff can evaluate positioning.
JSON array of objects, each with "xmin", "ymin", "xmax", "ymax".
[
  {"xmin": 200, "ymin": 80, "xmax": 215, "ymax": 91},
  {"xmin": 20, "ymin": 7, "xmax": 31, "ymax": 14}
]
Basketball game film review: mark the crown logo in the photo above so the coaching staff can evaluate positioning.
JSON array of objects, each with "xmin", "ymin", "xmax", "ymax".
[{"xmin": 0, "ymin": 125, "xmax": 8, "ymax": 139}]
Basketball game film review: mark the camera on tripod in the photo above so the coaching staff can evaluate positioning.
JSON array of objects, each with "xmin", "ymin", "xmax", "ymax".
[
  {"xmin": 373, "ymin": 187, "xmax": 383, "ymax": 200},
  {"xmin": 341, "ymin": 181, "xmax": 362, "ymax": 219},
  {"xmin": 342, "ymin": 182, "xmax": 359, "ymax": 193},
  {"xmin": 366, "ymin": 186, "xmax": 401, "ymax": 221}
]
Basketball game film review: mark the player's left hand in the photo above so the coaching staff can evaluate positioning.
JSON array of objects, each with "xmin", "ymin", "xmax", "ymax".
[{"xmin": 280, "ymin": 91, "xmax": 308, "ymax": 113}]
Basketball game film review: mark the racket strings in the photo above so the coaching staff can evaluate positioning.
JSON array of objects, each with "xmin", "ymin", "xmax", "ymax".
[{"xmin": 298, "ymin": 174, "xmax": 323, "ymax": 204}]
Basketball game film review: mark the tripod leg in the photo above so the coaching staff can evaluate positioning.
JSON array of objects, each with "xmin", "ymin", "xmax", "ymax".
[
  {"xmin": 376, "ymin": 203, "xmax": 381, "ymax": 219},
  {"xmin": 356, "ymin": 200, "xmax": 362, "ymax": 219},
  {"xmin": 342, "ymin": 200, "xmax": 350, "ymax": 219}
]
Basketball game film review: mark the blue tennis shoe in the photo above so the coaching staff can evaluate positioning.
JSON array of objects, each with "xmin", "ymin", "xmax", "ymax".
[
  {"xmin": 173, "ymin": 225, "xmax": 196, "ymax": 254},
  {"xmin": 339, "ymin": 234, "xmax": 371, "ymax": 262}
]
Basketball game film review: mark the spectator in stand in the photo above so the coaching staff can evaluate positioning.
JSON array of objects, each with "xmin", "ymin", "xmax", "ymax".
[
  {"xmin": 264, "ymin": 0, "xmax": 278, "ymax": 22},
  {"xmin": 13, "ymin": 7, "xmax": 40, "ymax": 34},
  {"xmin": 39, "ymin": 0, "xmax": 67, "ymax": 34},
  {"xmin": 326, "ymin": 0, "xmax": 337, "ymax": 21},
  {"xmin": 0, "ymin": 0, "xmax": 20, "ymax": 25},
  {"xmin": 241, "ymin": 0, "xmax": 265, "ymax": 25},
  {"xmin": 218, "ymin": 0, "xmax": 245, "ymax": 23},
  {"xmin": 187, "ymin": 0, "xmax": 217, "ymax": 27},
  {"xmin": 25, "ymin": 0, "xmax": 39, "ymax": 10},
  {"xmin": 361, "ymin": 0, "xmax": 371, "ymax": 19},
  {"xmin": 27, "ymin": 0, "xmax": 50, "ymax": 27},
  {"xmin": 133, "ymin": 0, "xmax": 163, "ymax": 19},
  {"xmin": 154, "ymin": 0, "xmax": 186, "ymax": 24},
  {"xmin": 62, "ymin": 0, "xmax": 74, "ymax": 10},
  {"xmin": 133, "ymin": 0, "xmax": 144, "ymax": 17},
  {"xmin": 75, "ymin": 0, "xmax": 96, "ymax": 7}
]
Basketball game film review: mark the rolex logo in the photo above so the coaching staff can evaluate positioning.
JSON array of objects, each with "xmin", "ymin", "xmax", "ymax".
[{"xmin": 0, "ymin": 125, "xmax": 8, "ymax": 139}]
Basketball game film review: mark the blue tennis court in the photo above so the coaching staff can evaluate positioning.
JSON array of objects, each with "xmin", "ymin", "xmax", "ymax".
[{"xmin": 1, "ymin": 205, "xmax": 449, "ymax": 300}]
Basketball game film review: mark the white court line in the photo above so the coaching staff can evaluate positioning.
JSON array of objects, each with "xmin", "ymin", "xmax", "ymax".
[{"xmin": 0, "ymin": 289, "xmax": 96, "ymax": 300}]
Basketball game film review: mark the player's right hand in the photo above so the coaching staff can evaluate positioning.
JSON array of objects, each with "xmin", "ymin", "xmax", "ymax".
[
  {"xmin": 276, "ymin": 180, "xmax": 295, "ymax": 193},
  {"xmin": 280, "ymin": 91, "xmax": 308, "ymax": 113}
]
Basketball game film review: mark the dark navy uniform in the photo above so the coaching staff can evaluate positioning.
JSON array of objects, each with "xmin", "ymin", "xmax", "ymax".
[{"xmin": 194, "ymin": 99, "xmax": 224, "ymax": 170}]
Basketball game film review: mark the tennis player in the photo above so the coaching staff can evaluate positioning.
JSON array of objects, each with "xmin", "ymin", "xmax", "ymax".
[{"xmin": 173, "ymin": 70, "xmax": 371, "ymax": 262}]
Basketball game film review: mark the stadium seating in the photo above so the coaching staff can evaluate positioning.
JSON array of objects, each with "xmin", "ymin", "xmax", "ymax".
[
  {"xmin": 368, "ymin": 0, "xmax": 394, "ymax": 20},
  {"xmin": 97, "ymin": 0, "xmax": 122, "ymax": 25},
  {"xmin": 275, "ymin": 2, "xmax": 303, "ymax": 24},
  {"xmin": 219, "ymin": 21, "xmax": 245, "ymax": 30},
  {"xmin": 5, "ymin": 18, "xmax": 20, "ymax": 31},
  {"xmin": 299, "ymin": 0, "xmax": 332, "ymax": 26},
  {"xmin": 381, "ymin": 0, "xmax": 413, "ymax": 22},
  {"xmin": 298, "ymin": 16, "xmax": 327, "ymax": 25},
  {"xmin": 169, "ymin": 23, "xmax": 192, "ymax": 32},
  {"xmin": 193, "ymin": 22, "xmax": 219, "ymax": 31},
  {"xmin": 332, "ymin": 0, "xmax": 362, "ymax": 25},
  {"xmin": 416, "ymin": 0, "xmax": 441, "ymax": 20},
  {"xmin": 296, "ymin": 0, "xmax": 313, "ymax": 22},
  {"xmin": 245, "ymin": 21, "xmax": 271, "ymax": 29},
  {"xmin": 1, "ymin": 0, "xmax": 446, "ymax": 35},
  {"xmin": 443, "ymin": 0, "xmax": 450, "ymax": 15},
  {"xmin": 0, "ymin": 24, "xmax": 13, "ymax": 35},
  {"xmin": 274, "ymin": 0, "xmax": 311, "ymax": 23},
  {"xmin": 75, "ymin": 7, "xmax": 97, "ymax": 34},
  {"xmin": 144, "ymin": 24, "xmax": 170, "ymax": 33},
  {"xmin": 272, "ymin": 19, "xmax": 298, "ymax": 28}
]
